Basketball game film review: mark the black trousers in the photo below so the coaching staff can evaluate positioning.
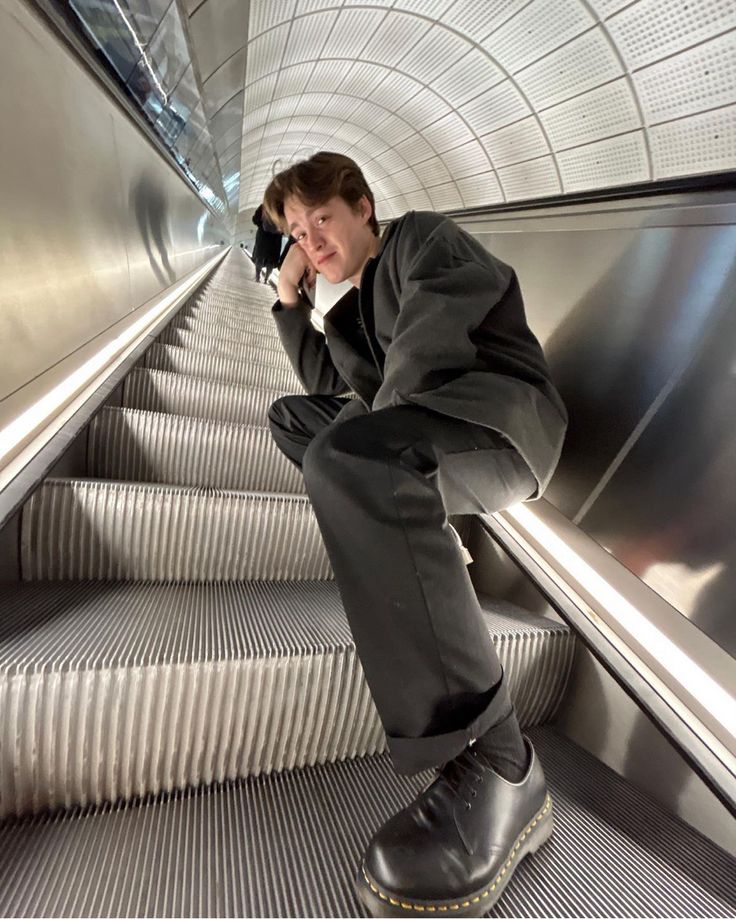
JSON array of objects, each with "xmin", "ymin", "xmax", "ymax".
[{"xmin": 268, "ymin": 395, "xmax": 537, "ymax": 774}]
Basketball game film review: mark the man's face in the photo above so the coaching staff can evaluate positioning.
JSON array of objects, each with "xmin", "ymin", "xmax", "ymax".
[{"xmin": 283, "ymin": 194, "xmax": 376, "ymax": 287}]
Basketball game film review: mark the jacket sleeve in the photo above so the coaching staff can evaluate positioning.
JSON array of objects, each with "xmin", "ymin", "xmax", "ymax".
[
  {"xmin": 272, "ymin": 299, "xmax": 350, "ymax": 396},
  {"xmin": 372, "ymin": 220, "xmax": 514, "ymax": 411}
]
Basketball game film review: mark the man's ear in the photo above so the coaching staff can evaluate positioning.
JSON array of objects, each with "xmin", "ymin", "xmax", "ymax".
[{"xmin": 359, "ymin": 195, "xmax": 373, "ymax": 225}]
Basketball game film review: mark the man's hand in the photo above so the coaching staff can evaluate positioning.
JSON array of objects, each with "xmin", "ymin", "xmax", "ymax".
[{"xmin": 277, "ymin": 243, "xmax": 317, "ymax": 308}]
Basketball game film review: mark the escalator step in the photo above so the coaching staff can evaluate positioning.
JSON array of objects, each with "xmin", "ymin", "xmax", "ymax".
[
  {"xmin": 172, "ymin": 309, "xmax": 276, "ymax": 337},
  {"xmin": 87, "ymin": 407, "xmax": 305, "ymax": 492},
  {"xmin": 189, "ymin": 297, "xmax": 277, "ymax": 322},
  {"xmin": 20, "ymin": 479, "xmax": 330, "ymax": 581},
  {"xmin": 141, "ymin": 343, "xmax": 302, "ymax": 392},
  {"xmin": 0, "ymin": 582, "xmax": 573, "ymax": 817},
  {"xmin": 122, "ymin": 368, "xmax": 285, "ymax": 426},
  {"xmin": 0, "ymin": 727, "xmax": 731, "ymax": 918},
  {"xmin": 157, "ymin": 324, "xmax": 289, "ymax": 363}
]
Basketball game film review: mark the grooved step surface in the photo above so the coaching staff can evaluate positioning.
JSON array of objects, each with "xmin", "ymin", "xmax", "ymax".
[
  {"xmin": 157, "ymin": 324, "xmax": 290, "ymax": 364},
  {"xmin": 87, "ymin": 407, "xmax": 306, "ymax": 492},
  {"xmin": 189, "ymin": 298, "xmax": 279, "ymax": 324},
  {"xmin": 122, "ymin": 368, "xmax": 285, "ymax": 426},
  {"xmin": 0, "ymin": 727, "xmax": 732, "ymax": 918},
  {"xmin": 173, "ymin": 310, "xmax": 276, "ymax": 338},
  {"xmin": 21, "ymin": 480, "xmax": 330, "ymax": 581},
  {"xmin": 0, "ymin": 582, "xmax": 573, "ymax": 816},
  {"xmin": 141, "ymin": 343, "xmax": 302, "ymax": 392}
]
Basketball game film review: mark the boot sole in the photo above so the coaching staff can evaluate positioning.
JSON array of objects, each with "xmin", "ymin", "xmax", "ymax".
[{"xmin": 355, "ymin": 793, "xmax": 554, "ymax": 918}]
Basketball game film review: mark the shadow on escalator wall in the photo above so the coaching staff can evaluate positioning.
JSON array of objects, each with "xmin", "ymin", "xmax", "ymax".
[{"xmin": 130, "ymin": 173, "xmax": 176, "ymax": 288}]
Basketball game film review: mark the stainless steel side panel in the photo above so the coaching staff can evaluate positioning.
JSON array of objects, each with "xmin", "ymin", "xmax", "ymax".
[
  {"xmin": 458, "ymin": 193, "xmax": 736, "ymax": 662},
  {"xmin": 0, "ymin": 0, "xmax": 226, "ymax": 407}
]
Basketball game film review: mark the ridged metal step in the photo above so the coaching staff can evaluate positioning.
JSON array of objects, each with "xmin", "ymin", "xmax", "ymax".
[
  {"xmin": 165, "ymin": 316, "xmax": 280, "ymax": 350},
  {"xmin": 0, "ymin": 581, "xmax": 573, "ymax": 816},
  {"xmin": 193, "ymin": 282, "xmax": 275, "ymax": 308},
  {"xmin": 122, "ymin": 368, "xmax": 286, "ymax": 426},
  {"xmin": 185, "ymin": 303, "xmax": 278, "ymax": 338},
  {"xmin": 170, "ymin": 313, "xmax": 280, "ymax": 347},
  {"xmin": 141, "ymin": 343, "xmax": 301, "ymax": 392},
  {"xmin": 156, "ymin": 324, "xmax": 290, "ymax": 364},
  {"xmin": 0, "ymin": 727, "xmax": 732, "ymax": 918},
  {"xmin": 189, "ymin": 294, "xmax": 277, "ymax": 320},
  {"xmin": 87, "ymin": 407, "xmax": 305, "ymax": 492},
  {"xmin": 20, "ymin": 479, "xmax": 330, "ymax": 581}
]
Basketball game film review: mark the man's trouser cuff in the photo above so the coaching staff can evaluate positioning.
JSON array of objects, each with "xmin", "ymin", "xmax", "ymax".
[{"xmin": 386, "ymin": 674, "xmax": 512, "ymax": 775}]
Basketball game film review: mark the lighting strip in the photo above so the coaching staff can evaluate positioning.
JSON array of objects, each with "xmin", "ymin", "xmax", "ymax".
[
  {"xmin": 0, "ymin": 249, "xmax": 225, "ymax": 492},
  {"xmin": 502, "ymin": 503, "xmax": 736, "ymax": 745}
]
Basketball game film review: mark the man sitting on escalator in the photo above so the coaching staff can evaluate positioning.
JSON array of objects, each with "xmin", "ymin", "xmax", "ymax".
[{"xmin": 262, "ymin": 151, "xmax": 567, "ymax": 918}]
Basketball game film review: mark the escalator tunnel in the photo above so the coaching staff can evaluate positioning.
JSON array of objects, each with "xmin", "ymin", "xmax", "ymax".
[{"xmin": 0, "ymin": 0, "xmax": 734, "ymax": 916}]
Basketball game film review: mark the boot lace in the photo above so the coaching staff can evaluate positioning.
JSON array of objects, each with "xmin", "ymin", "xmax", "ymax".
[{"xmin": 437, "ymin": 748, "xmax": 488, "ymax": 810}]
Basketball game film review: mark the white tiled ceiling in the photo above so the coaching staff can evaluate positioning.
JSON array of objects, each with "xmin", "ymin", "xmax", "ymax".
[{"xmin": 179, "ymin": 0, "xmax": 736, "ymax": 238}]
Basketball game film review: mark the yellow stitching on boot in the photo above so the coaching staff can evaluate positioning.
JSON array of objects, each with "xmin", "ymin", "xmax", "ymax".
[{"xmin": 360, "ymin": 796, "xmax": 552, "ymax": 913}]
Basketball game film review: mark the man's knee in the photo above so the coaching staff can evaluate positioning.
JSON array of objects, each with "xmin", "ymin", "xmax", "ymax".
[
  {"xmin": 267, "ymin": 395, "xmax": 307, "ymax": 434},
  {"xmin": 302, "ymin": 423, "xmax": 338, "ymax": 484},
  {"xmin": 302, "ymin": 413, "xmax": 402, "ymax": 497},
  {"xmin": 267, "ymin": 396, "xmax": 288, "ymax": 431}
]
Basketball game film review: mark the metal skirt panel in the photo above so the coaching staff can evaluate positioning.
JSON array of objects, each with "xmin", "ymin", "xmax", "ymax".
[
  {"xmin": 141, "ymin": 343, "xmax": 302, "ymax": 392},
  {"xmin": 0, "ymin": 582, "xmax": 574, "ymax": 815},
  {"xmin": 20, "ymin": 480, "xmax": 331, "ymax": 581},
  {"xmin": 0, "ymin": 727, "xmax": 732, "ymax": 918},
  {"xmin": 87, "ymin": 407, "xmax": 306, "ymax": 493},
  {"xmin": 156, "ymin": 325, "xmax": 291, "ymax": 366},
  {"xmin": 122, "ymin": 368, "xmax": 285, "ymax": 426}
]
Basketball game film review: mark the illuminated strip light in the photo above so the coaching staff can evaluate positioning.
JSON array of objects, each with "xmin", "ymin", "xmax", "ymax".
[
  {"xmin": 505, "ymin": 503, "xmax": 736, "ymax": 740},
  {"xmin": 0, "ymin": 251, "xmax": 225, "ymax": 491},
  {"xmin": 111, "ymin": 0, "xmax": 168, "ymax": 105}
]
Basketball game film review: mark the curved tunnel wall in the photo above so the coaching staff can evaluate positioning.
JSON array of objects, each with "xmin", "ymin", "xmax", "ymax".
[{"xmin": 222, "ymin": 0, "xmax": 736, "ymax": 237}]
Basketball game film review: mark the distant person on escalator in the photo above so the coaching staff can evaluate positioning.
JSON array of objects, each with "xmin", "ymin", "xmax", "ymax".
[
  {"xmin": 262, "ymin": 152, "xmax": 567, "ymax": 918},
  {"xmin": 251, "ymin": 203, "xmax": 282, "ymax": 284}
]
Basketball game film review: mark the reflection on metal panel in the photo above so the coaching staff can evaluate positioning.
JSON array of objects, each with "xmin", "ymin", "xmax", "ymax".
[
  {"xmin": 0, "ymin": 0, "xmax": 226, "ymax": 407},
  {"xmin": 459, "ymin": 193, "xmax": 736, "ymax": 661},
  {"xmin": 65, "ymin": 0, "xmax": 229, "ymax": 217},
  {"xmin": 579, "ymin": 263, "xmax": 736, "ymax": 655}
]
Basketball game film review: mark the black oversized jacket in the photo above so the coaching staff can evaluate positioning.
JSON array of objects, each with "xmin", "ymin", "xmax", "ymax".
[{"xmin": 271, "ymin": 210, "xmax": 567, "ymax": 496}]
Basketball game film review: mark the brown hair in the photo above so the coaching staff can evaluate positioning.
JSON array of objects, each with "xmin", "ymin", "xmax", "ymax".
[{"xmin": 263, "ymin": 152, "xmax": 379, "ymax": 236}]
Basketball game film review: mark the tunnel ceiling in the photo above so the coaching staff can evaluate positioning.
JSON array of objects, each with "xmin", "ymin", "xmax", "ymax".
[{"xmin": 181, "ymin": 0, "xmax": 736, "ymax": 236}]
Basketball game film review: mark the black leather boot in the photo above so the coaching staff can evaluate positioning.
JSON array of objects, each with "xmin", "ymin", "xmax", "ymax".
[{"xmin": 356, "ymin": 738, "xmax": 553, "ymax": 918}]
